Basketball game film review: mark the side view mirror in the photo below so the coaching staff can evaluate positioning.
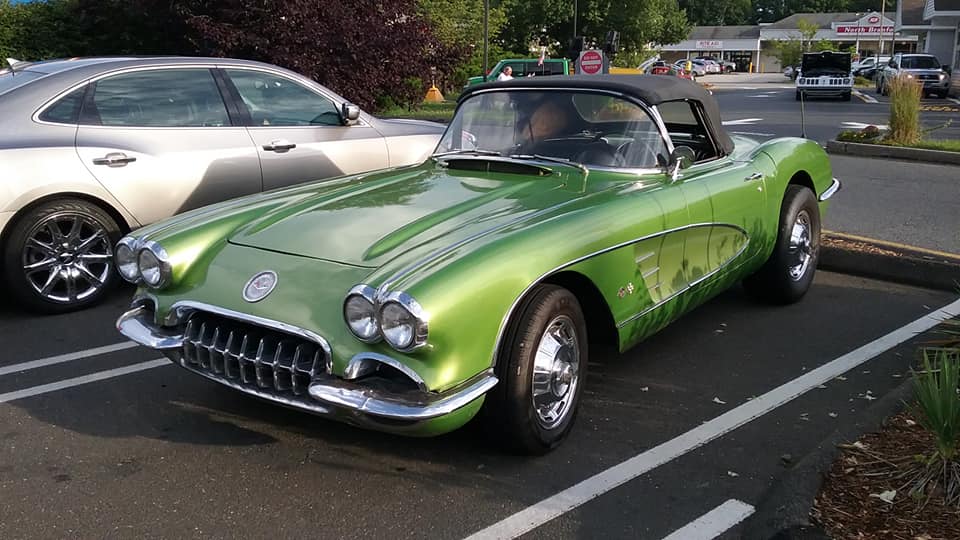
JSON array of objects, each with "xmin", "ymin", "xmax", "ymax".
[
  {"xmin": 341, "ymin": 103, "xmax": 360, "ymax": 125},
  {"xmin": 668, "ymin": 147, "xmax": 694, "ymax": 181},
  {"xmin": 942, "ymin": 65, "xmax": 952, "ymax": 75}
]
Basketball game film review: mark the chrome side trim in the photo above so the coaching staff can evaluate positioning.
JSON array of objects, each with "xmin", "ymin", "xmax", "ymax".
[
  {"xmin": 489, "ymin": 222, "xmax": 749, "ymax": 365},
  {"xmin": 819, "ymin": 177, "xmax": 841, "ymax": 202},
  {"xmin": 116, "ymin": 306, "xmax": 184, "ymax": 350},
  {"xmin": 308, "ymin": 369, "xmax": 498, "ymax": 421},
  {"xmin": 616, "ymin": 234, "xmax": 751, "ymax": 329},
  {"xmin": 168, "ymin": 300, "xmax": 333, "ymax": 366},
  {"xmin": 343, "ymin": 352, "xmax": 429, "ymax": 392}
]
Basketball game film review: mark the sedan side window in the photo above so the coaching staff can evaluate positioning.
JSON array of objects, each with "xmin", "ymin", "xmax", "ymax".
[
  {"xmin": 87, "ymin": 69, "xmax": 230, "ymax": 127},
  {"xmin": 226, "ymin": 69, "xmax": 342, "ymax": 127}
]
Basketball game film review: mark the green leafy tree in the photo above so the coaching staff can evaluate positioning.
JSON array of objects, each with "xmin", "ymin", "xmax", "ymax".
[
  {"xmin": 0, "ymin": 0, "xmax": 83, "ymax": 60},
  {"xmin": 679, "ymin": 0, "xmax": 753, "ymax": 26},
  {"xmin": 499, "ymin": 0, "xmax": 689, "ymax": 60}
]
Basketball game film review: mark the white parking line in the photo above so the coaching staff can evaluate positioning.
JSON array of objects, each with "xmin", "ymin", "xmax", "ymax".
[
  {"xmin": 948, "ymin": 98, "xmax": 960, "ymax": 105},
  {"xmin": 0, "ymin": 359, "xmax": 169, "ymax": 404},
  {"xmin": 662, "ymin": 499, "xmax": 755, "ymax": 540},
  {"xmin": 722, "ymin": 118, "xmax": 763, "ymax": 126},
  {"xmin": 0, "ymin": 341, "xmax": 139, "ymax": 377},
  {"xmin": 463, "ymin": 297, "xmax": 960, "ymax": 540},
  {"xmin": 852, "ymin": 90, "xmax": 878, "ymax": 104}
]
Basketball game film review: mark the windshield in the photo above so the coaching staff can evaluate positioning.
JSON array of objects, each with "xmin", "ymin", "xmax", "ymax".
[
  {"xmin": 0, "ymin": 70, "xmax": 44, "ymax": 96},
  {"xmin": 901, "ymin": 56, "xmax": 941, "ymax": 69},
  {"xmin": 436, "ymin": 90, "xmax": 668, "ymax": 169}
]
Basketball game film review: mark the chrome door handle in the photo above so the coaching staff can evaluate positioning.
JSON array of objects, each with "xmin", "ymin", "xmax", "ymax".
[
  {"xmin": 263, "ymin": 139, "xmax": 297, "ymax": 152},
  {"xmin": 744, "ymin": 172, "xmax": 763, "ymax": 182},
  {"xmin": 92, "ymin": 152, "xmax": 136, "ymax": 167}
]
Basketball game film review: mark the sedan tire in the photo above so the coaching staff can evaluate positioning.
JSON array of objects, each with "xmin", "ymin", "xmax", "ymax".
[
  {"xmin": 744, "ymin": 185, "xmax": 821, "ymax": 304},
  {"xmin": 3, "ymin": 198, "xmax": 121, "ymax": 314},
  {"xmin": 483, "ymin": 284, "xmax": 588, "ymax": 455}
]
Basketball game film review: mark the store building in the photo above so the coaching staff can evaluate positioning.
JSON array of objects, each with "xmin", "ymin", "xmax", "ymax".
[
  {"xmin": 660, "ymin": 12, "xmax": 918, "ymax": 72},
  {"xmin": 896, "ymin": 0, "xmax": 960, "ymax": 77}
]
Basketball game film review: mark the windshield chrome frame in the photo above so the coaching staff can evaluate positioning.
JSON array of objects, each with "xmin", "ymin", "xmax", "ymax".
[{"xmin": 443, "ymin": 87, "xmax": 675, "ymax": 177}]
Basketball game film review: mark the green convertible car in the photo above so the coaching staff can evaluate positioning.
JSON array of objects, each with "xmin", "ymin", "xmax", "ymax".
[{"xmin": 117, "ymin": 75, "xmax": 839, "ymax": 453}]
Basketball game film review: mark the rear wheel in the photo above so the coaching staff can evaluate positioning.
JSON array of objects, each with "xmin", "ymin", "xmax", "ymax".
[
  {"xmin": 482, "ymin": 285, "xmax": 588, "ymax": 454},
  {"xmin": 842, "ymin": 91, "xmax": 852, "ymax": 101},
  {"xmin": 2, "ymin": 198, "xmax": 121, "ymax": 314},
  {"xmin": 744, "ymin": 186, "xmax": 821, "ymax": 304}
]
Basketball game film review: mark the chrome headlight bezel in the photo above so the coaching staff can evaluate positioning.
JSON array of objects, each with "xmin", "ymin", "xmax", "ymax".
[
  {"xmin": 343, "ymin": 285, "xmax": 380, "ymax": 343},
  {"xmin": 115, "ymin": 236, "xmax": 141, "ymax": 283},
  {"xmin": 137, "ymin": 240, "xmax": 172, "ymax": 289},
  {"xmin": 379, "ymin": 291, "xmax": 428, "ymax": 352},
  {"xmin": 342, "ymin": 285, "xmax": 428, "ymax": 352}
]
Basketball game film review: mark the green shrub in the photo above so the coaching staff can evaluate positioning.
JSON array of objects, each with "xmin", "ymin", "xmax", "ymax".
[
  {"xmin": 887, "ymin": 75, "xmax": 923, "ymax": 145},
  {"xmin": 912, "ymin": 349, "xmax": 960, "ymax": 462},
  {"xmin": 836, "ymin": 125, "xmax": 882, "ymax": 142}
]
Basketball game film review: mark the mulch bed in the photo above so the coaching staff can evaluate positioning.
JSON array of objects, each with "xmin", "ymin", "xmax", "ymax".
[{"xmin": 813, "ymin": 411, "xmax": 960, "ymax": 539}]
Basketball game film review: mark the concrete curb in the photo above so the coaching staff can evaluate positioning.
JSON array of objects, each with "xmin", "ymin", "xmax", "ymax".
[
  {"xmin": 741, "ymin": 378, "xmax": 916, "ymax": 540},
  {"xmin": 826, "ymin": 139, "xmax": 960, "ymax": 165},
  {"xmin": 820, "ymin": 232, "xmax": 960, "ymax": 293}
]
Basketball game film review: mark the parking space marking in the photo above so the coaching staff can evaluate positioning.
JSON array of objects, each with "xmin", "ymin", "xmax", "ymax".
[
  {"xmin": 722, "ymin": 118, "xmax": 763, "ymax": 126},
  {"xmin": 0, "ymin": 341, "xmax": 138, "ymax": 377},
  {"xmin": 852, "ymin": 90, "xmax": 878, "ymax": 104},
  {"xmin": 463, "ymin": 297, "xmax": 960, "ymax": 540},
  {"xmin": 0, "ymin": 359, "xmax": 168, "ymax": 404},
  {"xmin": 949, "ymin": 98, "xmax": 960, "ymax": 105},
  {"xmin": 661, "ymin": 499, "xmax": 755, "ymax": 540}
]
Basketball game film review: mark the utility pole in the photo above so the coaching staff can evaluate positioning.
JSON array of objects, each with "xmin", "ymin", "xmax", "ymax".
[
  {"xmin": 879, "ymin": 1, "xmax": 885, "ymax": 57},
  {"xmin": 573, "ymin": 0, "xmax": 578, "ymax": 39},
  {"xmin": 482, "ymin": 0, "xmax": 489, "ymax": 77}
]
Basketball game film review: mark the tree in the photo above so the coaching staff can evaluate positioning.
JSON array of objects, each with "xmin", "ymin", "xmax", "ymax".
[
  {"xmin": 679, "ymin": 0, "xmax": 753, "ymax": 26},
  {"xmin": 499, "ymin": 0, "xmax": 689, "ymax": 61},
  {"xmin": 179, "ymin": 0, "xmax": 463, "ymax": 110}
]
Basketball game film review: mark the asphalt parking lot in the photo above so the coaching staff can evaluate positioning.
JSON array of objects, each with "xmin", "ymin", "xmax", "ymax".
[
  {"xmin": 2, "ymin": 271, "xmax": 957, "ymax": 539},
  {"xmin": 709, "ymin": 81, "xmax": 960, "ymax": 143}
]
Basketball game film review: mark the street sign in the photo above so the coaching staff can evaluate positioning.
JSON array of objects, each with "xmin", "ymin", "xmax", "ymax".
[{"xmin": 578, "ymin": 50, "xmax": 603, "ymax": 75}]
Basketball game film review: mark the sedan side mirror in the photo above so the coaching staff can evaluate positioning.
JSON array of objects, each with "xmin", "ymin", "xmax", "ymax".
[{"xmin": 341, "ymin": 103, "xmax": 361, "ymax": 125}]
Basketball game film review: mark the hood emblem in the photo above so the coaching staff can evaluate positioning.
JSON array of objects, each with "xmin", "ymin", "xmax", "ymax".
[{"xmin": 243, "ymin": 271, "xmax": 278, "ymax": 302}]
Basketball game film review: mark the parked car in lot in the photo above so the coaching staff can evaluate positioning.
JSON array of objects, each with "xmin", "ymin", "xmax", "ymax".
[
  {"xmin": 694, "ymin": 56, "xmax": 735, "ymax": 73},
  {"xmin": 673, "ymin": 59, "xmax": 706, "ymax": 77},
  {"xmin": 0, "ymin": 57, "xmax": 443, "ymax": 313},
  {"xmin": 876, "ymin": 53, "xmax": 951, "ymax": 97},
  {"xmin": 118, "ymin": 75, "xmax": 839, "ymax": 454},
  {"xmin": 851, "ymin": 55, "xmax": 890, "ymax": 79},
  {"xmin": 464, "ymin": 58, "xmax": 570, "ymax": 88},
  {"xmin": 796, "ymin": 51, "xmax": 853, "ymax": 101}
]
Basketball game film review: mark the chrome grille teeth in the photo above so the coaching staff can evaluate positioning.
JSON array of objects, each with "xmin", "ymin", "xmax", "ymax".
[{"xmin": 180, "ymin": 312, "xmax": 324, "ymax": 399}]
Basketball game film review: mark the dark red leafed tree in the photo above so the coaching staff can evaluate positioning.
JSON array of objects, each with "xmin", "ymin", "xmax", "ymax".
[{"xmin": 180, "ymin": 0, "xmax": 463, "ymax": 110}]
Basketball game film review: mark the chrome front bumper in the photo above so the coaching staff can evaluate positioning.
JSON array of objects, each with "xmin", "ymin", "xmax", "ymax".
[{"xmin": 117, "ymin": 306, "xmax": 498, "ymax": 424}]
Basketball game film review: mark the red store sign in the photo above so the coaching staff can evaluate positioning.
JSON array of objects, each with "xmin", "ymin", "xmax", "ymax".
[{"xmin": 835, "ymin": 25, "xmax": 893, "ymax": 34}]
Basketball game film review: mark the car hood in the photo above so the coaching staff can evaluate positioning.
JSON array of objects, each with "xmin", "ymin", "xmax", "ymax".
[
  {"xmin": 801, "ymin": 52, "xmax": 851, "ymax": 75},
  {"xmin": 227, "ymin": 161, "xmax": 578, "ymax": 268}
]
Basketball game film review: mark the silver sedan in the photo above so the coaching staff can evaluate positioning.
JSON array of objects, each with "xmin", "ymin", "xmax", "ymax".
[{"xmin": 0, "ymin": 57, "xmax": 444, "ymax": 313}]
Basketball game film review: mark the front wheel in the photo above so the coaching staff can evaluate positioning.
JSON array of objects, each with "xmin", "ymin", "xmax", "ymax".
[
  {"xmin": 482, "ymin": 285, "xmax": 588, "ymax": 454},
  {"xmin": 2, "ymin": 198, "xmax": 121, "ymax": 313},
  {"xmin": 842, "ymin": 91, "xmax": 852, "ymax": 101},
  {"xmin": 744, "ymin": 186, "xmax": 821, "ymax": 304}
]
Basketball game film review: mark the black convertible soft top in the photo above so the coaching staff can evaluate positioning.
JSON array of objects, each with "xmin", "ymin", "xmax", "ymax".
[{"xmin": 462, "ymin": 74, "xmax": 735, "ymax": 156}]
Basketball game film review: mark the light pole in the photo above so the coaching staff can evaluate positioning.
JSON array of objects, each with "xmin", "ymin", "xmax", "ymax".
[
  {"xmin": 482, "ymin": 0, "xmax": 489, "ymax": 77},
  {"xmin": 854, "ymin": 13, "xmax": 861, "ymax": 58},
  {"xmin": 879, "ymin": 1, "xmax": 886, "ymax": 57}
]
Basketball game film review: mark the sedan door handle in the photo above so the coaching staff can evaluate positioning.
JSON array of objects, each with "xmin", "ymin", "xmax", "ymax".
[
  {"xmin": 263, "ymin": 139, "xmax": 297, "ymax": 153},
  {"xmin": 92, "ymin": 152, "xmax": 137, "ymax": 167},
  {"xmin": 744, "ymin": 172, "xmax": 763, "ymax": 182}
]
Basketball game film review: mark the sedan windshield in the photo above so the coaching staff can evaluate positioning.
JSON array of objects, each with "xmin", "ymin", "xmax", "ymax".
[
  {"xmin": 436, "ymin": 90, "xmax": 669, "ymax": 169},
  {"xmin": 901, "ymin": 56, "xmax": 941, "ymax": 69}
]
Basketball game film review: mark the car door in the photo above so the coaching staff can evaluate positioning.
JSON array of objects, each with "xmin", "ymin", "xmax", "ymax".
[
  {"xmin": 74, "ymin": 66, "xmax": 262, "ymax": 226},
  {"xmin": 657, "ymin": 100, "xmax": 768, "ymax": 278},
  {"xmin": 222, "ymin": 68, "xmax": 389, "ymax": 191}
]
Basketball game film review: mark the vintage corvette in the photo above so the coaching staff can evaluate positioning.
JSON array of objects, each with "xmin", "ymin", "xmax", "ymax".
[{"xmin": 117, "ymin": 75, "xmax": 840, "ymax": 453}]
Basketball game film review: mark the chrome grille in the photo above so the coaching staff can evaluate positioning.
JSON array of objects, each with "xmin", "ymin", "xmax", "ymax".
[{"xmin": 181, "ymin": 312, "xmax": 326, "ymax": 398}]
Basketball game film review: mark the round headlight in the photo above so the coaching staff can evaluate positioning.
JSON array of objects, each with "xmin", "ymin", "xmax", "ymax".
[
  {"xmin": 115, "ymin": 238, "xmax": 140, "ymax": 283},
  {"xmin": 138, "ymin": 248, "xmax": 163, "ymax": 287},
  {"xmin": 344, "ymin": 294, "xmax": 379, "ymax": 341},
  {"xmin": 380, "ymin": 302, "xmax": 415, "ymax": 350}
]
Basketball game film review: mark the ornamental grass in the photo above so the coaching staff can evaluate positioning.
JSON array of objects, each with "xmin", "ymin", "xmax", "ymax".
[{"xmin": 887, "ymin": 75, "xmax": 923, "ymax": 146}]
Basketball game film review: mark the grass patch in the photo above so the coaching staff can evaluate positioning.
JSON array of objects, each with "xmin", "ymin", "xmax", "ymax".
[
  {"xmin": 380, "ymin": 101, "xmax": 456, "ymax": 122},
  {"xmin": 854, "ymin": 76, "xmax": 872, "ymax": 87},
  {"xmin": 883, "ymin": 139, "xmax": 960, "ymax": 153}
]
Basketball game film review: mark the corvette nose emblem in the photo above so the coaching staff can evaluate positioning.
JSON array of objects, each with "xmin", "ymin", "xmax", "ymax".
[{"xmin": 243, "ymin": 271, "xmax": 278, "ymax": 302}]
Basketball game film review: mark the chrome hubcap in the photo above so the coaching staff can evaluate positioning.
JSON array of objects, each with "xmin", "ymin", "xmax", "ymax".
[
  {"xmin": 787, "ymin": 210, "xmax": 814, "ymax": 281},
  {"xmin": 531, "ymin": 315, "xmax": 580, "ymax": 429},
  {"xmin": 22, "ymin": 213, "xmax": 112, "ymax": 304}
]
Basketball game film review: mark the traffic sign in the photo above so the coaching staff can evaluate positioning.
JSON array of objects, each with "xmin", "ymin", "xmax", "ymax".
[{"xmin": 578, "ymin": 50, "xmax": 603, "ymax": 75}]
